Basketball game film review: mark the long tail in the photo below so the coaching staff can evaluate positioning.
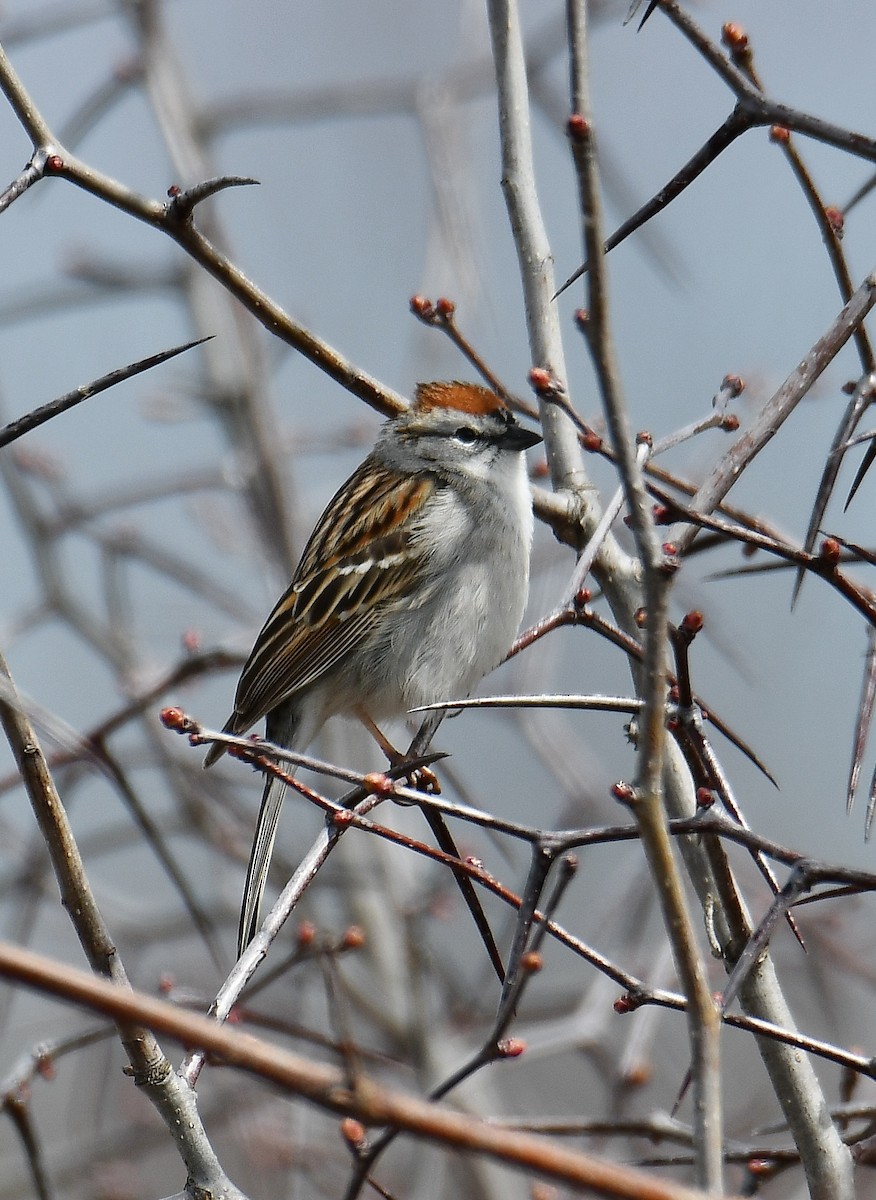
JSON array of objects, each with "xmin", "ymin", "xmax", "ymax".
[{"xmin": 238, "ymin": 772, "xmax": 287, "ymax": 954}]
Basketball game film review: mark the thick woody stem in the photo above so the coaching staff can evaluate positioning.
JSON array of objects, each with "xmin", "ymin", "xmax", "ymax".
[
  {"xmin": 565, "ymin": 3, "xmax": 723, "ymax": 1190},
  {"xmin": 0, "ymin": 653, "xmax": 241, "ymax": 1196},
  {"xmin": 0, "ymin": 938, "xmax": 729, "ymax": 1200}
]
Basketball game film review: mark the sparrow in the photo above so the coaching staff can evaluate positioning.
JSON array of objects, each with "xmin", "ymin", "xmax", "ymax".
[{"xmin": 204, "ymin": 380, "xmax": 541, "ymax": 953}]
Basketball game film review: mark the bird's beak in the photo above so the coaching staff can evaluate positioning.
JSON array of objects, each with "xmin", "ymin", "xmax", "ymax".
[{"xmin": 500, "ymin": 423, "xmax": 542, "ymax": 451}]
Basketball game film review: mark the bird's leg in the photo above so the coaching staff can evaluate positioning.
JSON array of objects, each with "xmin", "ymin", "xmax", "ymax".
[{"xmin": 356, "ymin": 708, "xmax": 441, "ymax": 794}]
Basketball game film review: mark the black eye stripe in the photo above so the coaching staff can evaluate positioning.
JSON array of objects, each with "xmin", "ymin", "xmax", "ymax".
[{"xmin": 412, "ymin": 413, "xmax": 519, "ymax": 442}]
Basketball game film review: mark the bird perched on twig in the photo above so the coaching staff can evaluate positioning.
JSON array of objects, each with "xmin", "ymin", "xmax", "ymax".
[{"xmin": 204, "ymin": 381, "xmax": 542, "ymax": 954}]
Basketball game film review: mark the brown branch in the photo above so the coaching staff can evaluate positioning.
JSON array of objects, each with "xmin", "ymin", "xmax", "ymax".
[
  {"xmin": 0, "ymin": 939, "xmax": 729, "ymax": 1200},
  {"xmin": 0, "ymin": 652, "xmax": 242, "ymax": 1197},
  {"xmin": 0, "ymin": 41, "xmax": 406, "ymax": 420}
]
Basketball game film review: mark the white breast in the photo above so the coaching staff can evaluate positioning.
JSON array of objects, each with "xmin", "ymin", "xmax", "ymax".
[{"xmin": 385, "ymin": 453, "xmax": 533, "ymax": 711}]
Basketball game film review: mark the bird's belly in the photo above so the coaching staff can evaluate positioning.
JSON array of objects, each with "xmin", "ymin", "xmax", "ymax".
[{"xmin": 345, "ymin": 552, "xmax": 527, "ymax": 719}]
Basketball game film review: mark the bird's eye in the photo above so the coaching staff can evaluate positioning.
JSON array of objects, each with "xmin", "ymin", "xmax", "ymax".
[{"xmin": 453, "ymin": 427, "xmax": 479, "ymax": 445}]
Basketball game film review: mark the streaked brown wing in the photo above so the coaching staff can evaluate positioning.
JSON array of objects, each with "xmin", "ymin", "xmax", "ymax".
[{"xmin": 230, "ymin": 457, "xmax": 436, "ymax": 730}]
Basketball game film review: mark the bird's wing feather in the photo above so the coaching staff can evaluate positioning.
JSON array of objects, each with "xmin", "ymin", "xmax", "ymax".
[{"xmin": 230, "ymin": 458, "xmax": 436, "ymax": 731}]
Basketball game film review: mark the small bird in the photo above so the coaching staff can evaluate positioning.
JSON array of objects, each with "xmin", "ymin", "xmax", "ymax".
[{"xmin": 204, "ymin": 380, "xmax": 542, "ymax": 953}]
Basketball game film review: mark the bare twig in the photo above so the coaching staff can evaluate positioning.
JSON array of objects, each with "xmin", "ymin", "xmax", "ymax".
[
  {"xmin": 0, "ymin": 652, "xmax": 243, "ymax": 1198},
  {"xmin": 0, "ymin": 40, "xmax": 407, "ymax": 421},
  {"xmin": 0, "ymin": 337, "xmax": 209, "ymax": 450},
  {"xmin": 673, "ymin": 272, "xmax": 876, "ymax": 555},
  {"xmin": 0, "ymin": 939, "xmax": 725, "ymax": 1200},
  {"xmin": 566, "ymin": 5, "xmax": 722, "ymax": 1185}
]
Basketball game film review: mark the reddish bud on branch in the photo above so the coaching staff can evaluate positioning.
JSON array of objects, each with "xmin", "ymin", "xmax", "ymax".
[
  {"xmin": 341, "ymin": 925, "xmax": 366, "ymax": 950},
  {"xmin": 680, "ymin": 609, "xmax": 704, "ymax": 636},
  {"xmin": 181, "ymin": 629, "xmax": 201, "ymax": 653},
  {"xmin": 746, "ymin": 1159, "xmax": 773, "ymax": 1178},
  {"xmin": 769, "ymin": 125, "xmax": 791, "ymax": 144},
  {"xmin": 824, "ymin": 206, "xmax": 844, "ymax": 238},
  {"xmin": 818, "ymin": 537, "xmax": 841, "ymax": 567},
  {"xmin": 528, "ymin": 367, "xmax": 555, "ymax": 395},
  {"xmin": 566, "ymin": 113, "xmax": 590, "ymax": 140},
  {"xmin": 340, "ymin": 1118, "xmax": 368, "ymax": 1149},
  {"xmin": 409, "ymin": 295, "xmax": 433, "ymax": 319},
  {"xmin": 363, "ymin": 771, "xmax": 394, "ymax": 796},
  {"xmin": 35, "ymin": 1052, "xmax": 55, "ymax": 1082},
  {"xmin": 497, "ymin": 1038, "xmax": 526, "ymax": 1058},
  {"xmin": 611, "ymin": 781, "xmax": 635, "ymax": 805},
  {"xmin": 159, "ymin": 706, "xmax": 195, "ymax": 734},
  {"xmin": 721, "ymin": 22, "xmax": 749, "ymax": 52},
  {"xmin": 623, "ymin": 1061, "xmax": 653, "ymax": 1087},
  {"xmin": 296, "ymin": 920, "xmax": 317, "ymax": 947}
]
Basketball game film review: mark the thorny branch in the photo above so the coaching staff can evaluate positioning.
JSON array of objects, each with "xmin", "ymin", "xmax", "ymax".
[{"xmin": 1, "ymin": 7, "xmax": 876, "ymax": 1200}]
